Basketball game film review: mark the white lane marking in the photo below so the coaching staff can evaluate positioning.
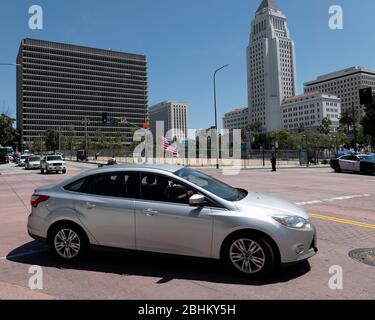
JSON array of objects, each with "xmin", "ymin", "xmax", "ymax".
[
  {"xmin": 0, "ymin": 249, "xmax": 49, "ymax": 260},
  {"xmin": 296, "ymin": 194, "xmax": 371, "ymax": 206}
]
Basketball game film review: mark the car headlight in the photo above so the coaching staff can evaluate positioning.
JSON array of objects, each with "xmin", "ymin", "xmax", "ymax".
[{"xmin": 272, "ymin": 215, "xmax": 311, "ymax": 230}]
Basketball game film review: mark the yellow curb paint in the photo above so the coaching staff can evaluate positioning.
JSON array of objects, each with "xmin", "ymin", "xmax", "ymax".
[{"xmin": 310, "ymin": 213, "xmax": 375, "ymax": 229}]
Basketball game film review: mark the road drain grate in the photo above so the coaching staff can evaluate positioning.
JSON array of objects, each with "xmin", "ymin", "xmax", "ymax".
[{"xmin": 349, "ymin": 248, "xmax": 375, "ymax": 266}]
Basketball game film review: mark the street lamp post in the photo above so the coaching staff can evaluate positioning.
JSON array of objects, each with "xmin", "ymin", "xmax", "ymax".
[
  {"xmin": 83, "ymin": 117, "xmax": 90, "ymax": 161},
  {"xmin": 213, "ymin": 64, "xmax": 230, "ymax": 169}
]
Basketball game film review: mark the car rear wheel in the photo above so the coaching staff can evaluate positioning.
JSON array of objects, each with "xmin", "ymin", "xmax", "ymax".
[
  {"xmin": 49, "ymin": 224, "xmax": 88, "ymax": 261},
  {"xmin": 224, "ymin": 234, "xmax": 276, "ymax": 277}
]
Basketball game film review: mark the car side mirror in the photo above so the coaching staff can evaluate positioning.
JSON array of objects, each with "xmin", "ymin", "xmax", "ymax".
[{"xmin": 189, "ymin": 194, "xmax": 206, "ymax": 206}]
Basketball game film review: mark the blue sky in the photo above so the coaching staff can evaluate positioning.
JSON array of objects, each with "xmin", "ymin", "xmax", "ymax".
[{"xmin": 1, "ymin": 0, "xmax": 375, "ymax": 129}]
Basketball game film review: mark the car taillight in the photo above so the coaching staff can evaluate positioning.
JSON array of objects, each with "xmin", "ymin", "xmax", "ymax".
[{"xmin": 31, "ymin": 195, "xmax": 49, "ymax": 208}]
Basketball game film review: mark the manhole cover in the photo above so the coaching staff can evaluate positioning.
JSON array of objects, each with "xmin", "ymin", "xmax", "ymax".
[{"xmin": 349, "ymin": 248, "xmax": 375, "ymax": 266}]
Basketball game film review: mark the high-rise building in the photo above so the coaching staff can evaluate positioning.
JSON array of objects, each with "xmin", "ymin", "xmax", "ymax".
[
  {"xmin": 149, "ymin": 101, "xmax": 188, "ymax": 140},
  {"xmin": 247, "ymin": 0, "xmax": 297, "ymax": 132},
  {"xmin": 281, "ymin": 92, "xmax": 341, "ymax": 132},
  {"xmin": 223, "ymin": 107, "xmax": 248, "ymax": 130},
  {"xmin": 304, "ymin": 66, "xmax": 375, "ymax": 119},
  {"xmin": 17, "ymin": 38, "xmax": 147, "ymax": 145}
]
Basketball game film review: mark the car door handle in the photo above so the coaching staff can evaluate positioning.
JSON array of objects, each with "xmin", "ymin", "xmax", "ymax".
[
  {"xmin": 143, "ymin": 208, "xmax": 159, "ymax": 216},
  {"xmin": 85, "ymin": 202, "xmax": 96, "ymax": 209}
]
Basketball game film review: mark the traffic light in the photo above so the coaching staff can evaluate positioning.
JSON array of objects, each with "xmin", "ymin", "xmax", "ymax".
[
  {"xmin": 102, "ymin": 112, "xmax": 108, "ymax": 124},
  {"xmin": 359, "ymin": 87, "xmax": 373, "ymax": 105}
]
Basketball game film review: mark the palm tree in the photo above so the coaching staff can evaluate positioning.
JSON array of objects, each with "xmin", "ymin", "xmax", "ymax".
[{"xmin": 339, "ymin": 110, "xmax": 354, "ymax": 133}]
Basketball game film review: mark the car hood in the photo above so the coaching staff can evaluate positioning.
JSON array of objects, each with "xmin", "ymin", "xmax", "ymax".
[
  {"xmin": 234, "ymin": 192, "xmax": 309, "ymax": 219},
  {"xmin": 29, "ymin": 161, "xmax": 40, "ymax": 165},
  {"xmin": 46, "ymin": 160, "xmax": 64, "ymax": 164}
]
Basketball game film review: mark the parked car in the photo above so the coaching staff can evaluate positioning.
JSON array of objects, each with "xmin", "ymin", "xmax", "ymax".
[
  {"xmin": 40, "ymin": 155, "xmax": 66, "ymax": 174},
  {"xmin": 330, "ymin": 154, "xmax": 367, "ymax": 173},
  {"xmin": 28, "ymin": 165, "xmax": 317, "ymax": 277},
  {"xmin": 360, "ymin": 154, "xmax": 375, "ymax": 175},
  {"xmin": 25, "ymin": 155, "xmax": 41, "ymax": 170},
  {"xmin": 0, "ymin": 147, "xmax": 9, "ymax": 164},
  {"xmin": 17, "ymin": 154, "xmax": 31, "ymax": 167}
]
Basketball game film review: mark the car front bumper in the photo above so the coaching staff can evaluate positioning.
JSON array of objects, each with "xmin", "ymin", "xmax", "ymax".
[
  {"xmin": 47, "ymin": 166, "xmax": 66, "ymax": 171},
  {"xmin": 276, "ymin": 223, "xmax": 318, "ymax": 264}
]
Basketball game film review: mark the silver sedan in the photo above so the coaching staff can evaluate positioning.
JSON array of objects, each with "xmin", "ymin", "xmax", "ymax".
[{"xmin": 27, "ymin": 165, "xmax": 317, "ymax": 276}]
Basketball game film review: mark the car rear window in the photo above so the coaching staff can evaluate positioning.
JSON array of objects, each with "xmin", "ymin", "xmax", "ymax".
[{"xmin": 47, "ymin": 156, "xmax": 62, "ymax": 161}]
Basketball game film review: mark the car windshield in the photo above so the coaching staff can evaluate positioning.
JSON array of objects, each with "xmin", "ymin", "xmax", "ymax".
[
  {"xmin": 175, "ymin": 167, "xmax": 246, "ymax": 201},
  {"xmin": 21, "ymin": 156, "xmax": 28, "ymax": 160},
  {"xmin": 47, "ymin": 156, "xmax": 62, "ymax": 161},
  {"xmin": 29, "ymin": 156, "xmax": 40, "ymax": 162}
]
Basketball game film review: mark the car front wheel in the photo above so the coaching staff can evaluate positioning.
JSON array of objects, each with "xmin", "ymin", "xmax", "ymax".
[
  {"xmin": 224, "ymin": 234, "xmax": 276, "ymax": 277},
  {"xmin": 335, "ymin": 164, "xmax": 341, "ymax": 173},
  {"xmin": 49, "ymin": 224, "xmax": 88, "ymax": 261}
]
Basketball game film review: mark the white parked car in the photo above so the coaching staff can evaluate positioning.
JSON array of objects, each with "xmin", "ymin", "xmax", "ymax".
[
  {"xmin": 25, "ymin": 155, "xmax": 41, "ymax": 170},
  {"xmin": 40, "ymin": 155, "xmax": 66, "ymax": 174},
  {"xmin": 17, "ymin": 154, "xmax": 30, "ymax": 167}
]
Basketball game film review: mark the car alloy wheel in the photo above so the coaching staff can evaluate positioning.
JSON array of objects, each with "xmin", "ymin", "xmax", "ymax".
[
  {"xmin": 54, "ymin": 228, "xmax": 82, "ymax": 259},
  {"xmin": 225, "ymin": 234, "xmax": 276, "ymax": 276},
  {"xmin": 229, "ymin": 238, "xmax": 266, "ymax": 274}
]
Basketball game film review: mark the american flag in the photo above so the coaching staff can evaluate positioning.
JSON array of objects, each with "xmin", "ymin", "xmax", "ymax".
[{"xmin": 162, "ymin": 137, "xmax": 178, "ymax": 156}]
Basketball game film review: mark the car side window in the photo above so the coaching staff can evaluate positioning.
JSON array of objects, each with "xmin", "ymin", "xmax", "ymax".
[
  {"xmin": 341, "ymin": 156, "xmax": 351, "ymax": 161},
  {"xmin": 64, "ymin": 177, "xmax": 90, "ymax": 193},
  {"xmin": 348, "ymin": 156, "xmax": 358, "ymax": 161},
  {"xmin": 140, "ymin": 173, "xmax": 196, "ymax": 205},
  {"xmin": 87, "ymin": 172, "xmax": 140, "ymax": 199}
]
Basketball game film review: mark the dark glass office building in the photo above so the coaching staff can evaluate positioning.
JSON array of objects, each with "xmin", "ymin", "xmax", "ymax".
[{"xmin": 17, "ymin": 38, "xmax": 147, "ymax": 145}]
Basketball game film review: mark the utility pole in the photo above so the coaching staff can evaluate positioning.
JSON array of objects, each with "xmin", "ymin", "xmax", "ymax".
[
  {"xmin": 58, "ymin": 127, "xmax": 61, "ymax": 152},
  {"xmin": 213, "ymin": 64, "xmax": 230, "ymax": 169},
  {"xmin": 83, "ymin": 117, "xmax": 90, "ymax": 160}
]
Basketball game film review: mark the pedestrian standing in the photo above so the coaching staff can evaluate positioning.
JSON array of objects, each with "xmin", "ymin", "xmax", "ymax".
[{"xmin": 271, "ymin": 153, "xmax": 277, "ymax": 172}]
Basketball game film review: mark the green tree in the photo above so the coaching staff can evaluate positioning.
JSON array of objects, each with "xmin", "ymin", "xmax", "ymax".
[
  {"xmin": 339, "ymin": 110, "xmax": 354, "ymax": 133},
  {"xmin": 0, "ymin": 113, "xmax": 19, "ymax": 146},
  {"xmin": 45, "ymin": 128, "xmax": 59, "ymax": 152},
  {"xmin": 298, "ymin": 124, "xmax": 306, "ymax": 133},
  {"xmin": 95, "ymin": 129, "xmax": 109, "ymax": 150},
  {"xmin": 270, "ymin": 129, "xmax": 293, "ymax": 149},
  {"xmin": 361, "ymin": 100, "xmax": 375, "ymax": 146},
  {"xmin": 317, "ymin": 117, "xmax": 332, "ymax": 135},
  {"xmin": 66, "ymin": 124, "xmax": 77, "ymax": 151}
]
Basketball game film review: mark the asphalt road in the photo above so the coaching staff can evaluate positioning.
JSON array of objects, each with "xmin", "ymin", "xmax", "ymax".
[{"xmin": 0, "ymin": 162, "xmax": 374, "ymax": 299}]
